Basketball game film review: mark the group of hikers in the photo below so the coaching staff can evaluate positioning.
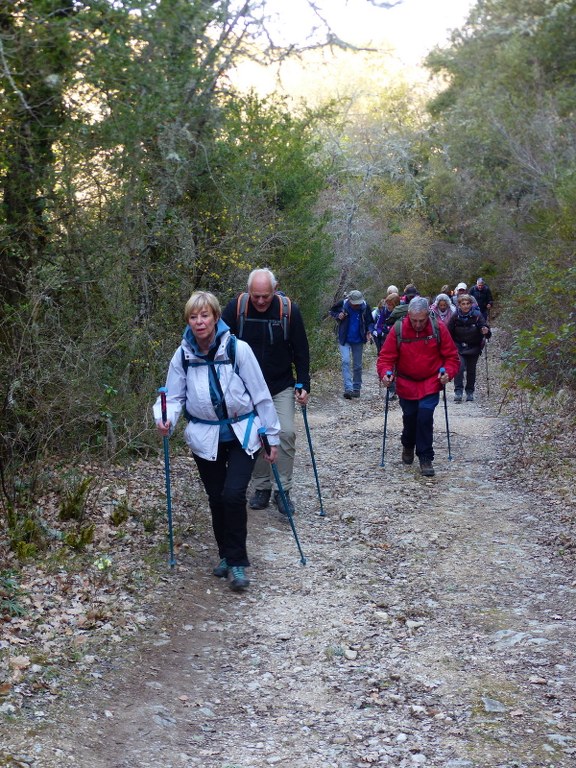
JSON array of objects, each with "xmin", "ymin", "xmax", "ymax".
[
  {"xmin": 153, "ymin": 269, "xmax": 493, "ymax": 591},
  {"xmin": 329, "ymin": 281, "xmax": 492, "ymax": 480}
]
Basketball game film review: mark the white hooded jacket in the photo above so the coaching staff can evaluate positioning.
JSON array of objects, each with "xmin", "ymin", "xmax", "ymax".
[{"xmin": 153, "ymin": 326, "xmax": 280, "ymax": 461}]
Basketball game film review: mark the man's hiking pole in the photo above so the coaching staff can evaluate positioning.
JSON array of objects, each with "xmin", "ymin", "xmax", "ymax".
[
  {"xmin": 439, "ymin": 368, "xmax": 453, "ymax": 461},
  {"xmin": 484, "ymin": 340, "xmax": 490, "ymax": 399},
  {"xmin": 380, "ymin": 371, "xmax": 392, "ymax": 467},
  {"xmin": 295, "ymin": 384, "xmax": 325, "ymax": 517},
  {"xmin": 158, "ymin": 387, "xmax": 176, "ymax": 568},
  {"xmin": 258, "ymin": 428, "xmax": 306, "ymax": 565}
]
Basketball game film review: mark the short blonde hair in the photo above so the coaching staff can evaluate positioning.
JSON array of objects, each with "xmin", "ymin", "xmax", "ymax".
[
  {"xmin": 457, "ymin": 293, "xmax": 473, "ymax": 305},
  {"xmin": 184, "ymin": 291, "xmax": 221, "ymax": 322}
]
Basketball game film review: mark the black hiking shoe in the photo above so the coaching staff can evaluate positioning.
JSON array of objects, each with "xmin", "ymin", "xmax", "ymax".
[
  {"xmin": 402, "ymin": 447, "xmax": 415, "ymax": 465},
  {"xmin": 249, "ymin": 489, "xmax": 271, "ymax": 510},
  {"xmin": 274, "ymin": 491, "xmax": 295, "ymax": 517},
  {"xmin": 454, "ymin": 392, "xmax": 463, "ymax": 403},
  {"xmin": 419, "ymin": 461, "xmax": 435, "ymax": 477},
  {"xmin": 466, "ymin": 393, "xmax": 474, "ymax": 402},
  {"xmin": 343, "ymin": 391, "xmax": 353, "ymax": 399},
  {"xmin": 351, "ymin": 391, "xmax": 360, "ymax": 398},
  {"xmin": 212, "ymin": 558, "xmax": 228, "ymax": 578},
  {"xmin": 229, "ymin": 566, "xmax": 249, "ymax": 592}
]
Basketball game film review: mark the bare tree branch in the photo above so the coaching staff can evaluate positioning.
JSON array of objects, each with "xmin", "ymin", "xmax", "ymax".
[{"xmin": 0, "ymin": 35, "xmax": 35, "ymax": 117}]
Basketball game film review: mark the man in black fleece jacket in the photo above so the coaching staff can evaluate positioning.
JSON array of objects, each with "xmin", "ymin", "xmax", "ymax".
[{"xmin": 222, "ymin": 268, "xmax": 310, "ymax": 517}]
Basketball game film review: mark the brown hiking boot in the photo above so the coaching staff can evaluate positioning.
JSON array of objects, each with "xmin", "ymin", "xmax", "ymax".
[
  {"xmin": 419, "ymin": 461, "xmax": 435, "ymax": 477},
  {"xmin": 402, "ymin": 447, "xmax": 415, "ymax": 465}
]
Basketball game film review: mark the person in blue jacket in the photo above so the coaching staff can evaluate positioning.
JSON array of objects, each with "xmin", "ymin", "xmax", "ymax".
[{"xmin": 330, "ymin": 290, "xmax": 374, "ymax": 399}]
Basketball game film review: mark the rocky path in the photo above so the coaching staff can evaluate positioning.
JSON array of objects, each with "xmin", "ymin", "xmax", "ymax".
[{"xmin": 2, "ymin": 343, "xmax": 575, "ymax": 767}]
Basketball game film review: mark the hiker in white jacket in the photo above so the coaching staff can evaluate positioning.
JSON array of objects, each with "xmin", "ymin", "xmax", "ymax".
[{"xmin": 153, "ymin": 291, "xmax": 280, "ymax": 592}]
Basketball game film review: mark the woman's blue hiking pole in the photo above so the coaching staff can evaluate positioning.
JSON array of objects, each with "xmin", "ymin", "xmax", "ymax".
[
  {"xmin": 439, "ymin": 368, "xmax": 453, "ymax": 461},
  {"xmin": 380, "ymin": 371, "xmax": 392, "ymax": 467},
  {"xmin": 295, "ymin": 384, "xmax": 325, "ymax": 517},
  {"xmin": 258, "ymin": 428, "xmax": 306, "ymax": 565},
  {"xmin": 158, "ymin": 387, "xmax": 176, "ymax": 568}
]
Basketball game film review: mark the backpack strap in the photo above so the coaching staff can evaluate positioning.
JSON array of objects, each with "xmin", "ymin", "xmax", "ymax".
[
  {"xmin": 235, "ymin": 293, "xmax": 291, "ymax": 341},
  {"xmin": 181, "ymin": 334, "xmax": 237, "ymax": 373},
  {"xmin": 278, "ymin": 294, "xmax": 291, "ymax": 341},
  {"xmin": 395, "ymin": 315, "xmax": 441, "ymax": 348},
  {"xmin": 236, "ymin": 293, "xmax": 250, "ymax": 340}
]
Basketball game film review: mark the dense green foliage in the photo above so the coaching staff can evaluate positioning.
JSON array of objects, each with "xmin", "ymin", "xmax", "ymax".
[
  {"xmin": 0, "ymin": 1, "xmax": 331, "ymax": 510},
  {"xmin": 424, "ymin": 0, "xmax": 576, "ymax": 389}
]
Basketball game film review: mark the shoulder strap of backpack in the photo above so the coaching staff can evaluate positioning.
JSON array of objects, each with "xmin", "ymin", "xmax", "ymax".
[
  {"xmin": 394, "ymin": 318, "xmax": 403, "ymax": 349},
  {"xmin": 395, "ymin": 315, "xmax": 441, "ymax": 348},
  {"xmin": 181, "ymin": 335, "xmax": 237, "ymax": 373},
  {"xmin": 227, "ymin": 334, "xmax": 238, "ymax": 373},
  {"xmin": 236, "ymin": 293, "xmax": 250, "ymax": 339},
  {"xmin": 235, "ymin": 292, "xmax": 291, "ymax": 341},
  {"xmin": 429, "ymin": 314, "xmax": 441, "ymax": 345},
  {"xmin": 278, "ymin": 294, "xmax": 291, "ymax": 341}
]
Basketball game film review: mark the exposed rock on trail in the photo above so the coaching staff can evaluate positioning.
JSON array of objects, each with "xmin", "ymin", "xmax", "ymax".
[{"xmin": 2, "ymin": 343, "xmax": 575, "ymax": 767}]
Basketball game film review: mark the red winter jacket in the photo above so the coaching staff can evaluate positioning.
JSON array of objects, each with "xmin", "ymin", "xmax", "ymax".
[{"xmin": 377, "ymin": 316, "xmax": 460, "ymax": 400}]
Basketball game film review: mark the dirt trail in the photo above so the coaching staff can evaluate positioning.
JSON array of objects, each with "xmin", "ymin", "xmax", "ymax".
[{"xmin": 2, "ymin": 338, "xmax": 576, "ymax": 767}]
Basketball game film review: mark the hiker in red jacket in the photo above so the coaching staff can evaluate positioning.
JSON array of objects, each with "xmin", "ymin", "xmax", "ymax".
[{"xmin": 377, "ymin": 297, "xmax": 459, "ymax": 477}]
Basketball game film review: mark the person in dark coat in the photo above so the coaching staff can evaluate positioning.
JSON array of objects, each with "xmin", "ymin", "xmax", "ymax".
[
  {"xmin": 469, "ymin": 277, "xmax": 494, "ymax": 321},
  {"xmin": 448, "ymin": 294, "xmax": 491, "ymax": 402},
  {"xmin": 221, "ymin": 268, "xmax": 310, "ymax": 517},
  {"xmin": 330, "ymin": 290, "xmax": 374, "ymax": 399}
]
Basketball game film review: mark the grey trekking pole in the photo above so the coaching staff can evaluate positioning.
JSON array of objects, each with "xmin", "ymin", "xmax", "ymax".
[
  {"xmin": 258, "ymin": 428, "xmax": 306, "ymax": 565},
  {"xmin": 380, "ymin": 371, "xmax": 392, "ymax": 467},
  {"xmin": 439, "ymin": 368, "xmax": 453, "ymax": 461},
  {"xmin": 295, "ymin": 384, "xmax": 325, "ymax": 517},
  {"xmin": 484, "ymin": 339, "xmax": 490, "ymax": 399},
  {"xmin": 158, "ymin": 387, "xmax": 176, "ymax": 568}
]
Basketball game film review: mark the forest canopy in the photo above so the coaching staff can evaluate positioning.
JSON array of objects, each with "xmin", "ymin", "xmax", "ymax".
[{"xmin": 0, "ymin": 0, "xmax": 574, "ymax": 517}]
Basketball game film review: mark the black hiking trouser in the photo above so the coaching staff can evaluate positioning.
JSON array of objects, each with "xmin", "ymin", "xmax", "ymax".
[
  {"xmin": 193, "ymin": 440, "xmax": 256, "ymax": 567},
  {"xmin": 454, "ymin": 352, "xmax": 480, "ymax": 395}
]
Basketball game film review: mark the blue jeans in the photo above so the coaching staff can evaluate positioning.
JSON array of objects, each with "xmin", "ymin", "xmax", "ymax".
[
  {"xmin": 339, "ymin": 342, "xmax": 364, "ymax": 392},
  {"xmin": 399, "ymin": 393, "xmax": 440, "ymax": 463}
]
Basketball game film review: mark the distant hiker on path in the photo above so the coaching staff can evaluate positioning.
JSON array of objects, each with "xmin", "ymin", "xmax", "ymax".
[
  {"xmin": 430, "ymin": 293, "xmax": 456, "ymax": 325},
  {"xmin": 222, "ymin": 268, "xmax": 310, "ymax": 518},
  {"xmin": 384, "ymin": 284, "xmax": 420, "ymax": 327},
  {"xmin": 373, "ymin": 292, "xmax": 400, "ymax": 353},
  {"xmin": 153, "ymin": 291, "xmax": 280, "ymax": 592},
  {"xmin": 469, "ymin": 277, "xmax": 494, "ymax": 321},
  {"xmin": 330, "ymin": 290, "xmax": 374, "ymax": 400},
  {"xmin": 452, "ymin": 282, "xmax": 469, "ymax": 305},
  {"xmin": 377, "ymin": 297, "xmax": 460, "ymax": 477},
  {"xmin": 448, "ymin": 293, "xmax": 491, "ymax": 403}
]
